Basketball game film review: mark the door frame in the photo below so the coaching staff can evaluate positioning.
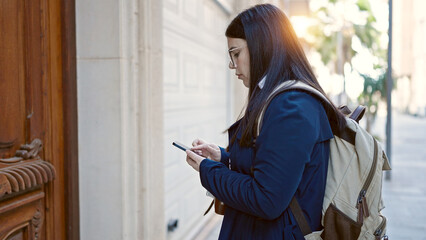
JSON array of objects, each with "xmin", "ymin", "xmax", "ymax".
[{"xmin": 60, "ymin": 0, "xmax": 79, "ymax": 239}]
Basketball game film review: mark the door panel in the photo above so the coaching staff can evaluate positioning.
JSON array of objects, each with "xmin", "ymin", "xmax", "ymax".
[
  {"xmin": 0, "ymin": 0, "xmax": 26, "ymax": 159},
  {"xmin": 0, "ymin": 191, "xmax": 45, "ymax": 240},
  {"xmin": 0, "ymin": 0, "xmax": 45, "ymax": 157},
  {"xmin": 0, "ymin": 0, "xmax": 76, "ymax": 239}
]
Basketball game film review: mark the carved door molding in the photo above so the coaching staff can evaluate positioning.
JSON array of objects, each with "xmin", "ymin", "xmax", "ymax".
[{"xmin": 0, "ymin": 139, "xmax": 56, "ymax": 199}]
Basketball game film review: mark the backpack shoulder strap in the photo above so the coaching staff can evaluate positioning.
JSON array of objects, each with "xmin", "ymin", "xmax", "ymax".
[
  {"xmin": 349, "ymin": 105, "xmax": 366, "ymax": 123},
  {"xmin": 289, "ymin": 196, "xmax": 312, "ymax": 236},
  {"xmin": 256, "ymin": 80, "xmax": 358, "ymax": 145}
]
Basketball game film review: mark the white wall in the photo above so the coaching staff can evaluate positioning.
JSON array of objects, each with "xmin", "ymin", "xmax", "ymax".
[
  {"xmin": 162, "ymin": 0, "xmax": 231, "ymax": 239},
  {"xmin": 76, "ymin": 0, "xmax": 123, "ymax": 239},
  {"xmin": 77, "ymin": 0, "xmax": 164, "ymax": 239}
]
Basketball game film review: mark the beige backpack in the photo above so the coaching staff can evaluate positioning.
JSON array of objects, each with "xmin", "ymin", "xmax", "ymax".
[{"xmin": 257, "ymin": 80, "xmax": 391, "ymax": 240}]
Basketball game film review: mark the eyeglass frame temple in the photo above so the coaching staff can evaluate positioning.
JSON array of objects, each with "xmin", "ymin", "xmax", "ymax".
[{"xmin": 228, "ymin": 46, "xmax": 245, "ymax": 68}]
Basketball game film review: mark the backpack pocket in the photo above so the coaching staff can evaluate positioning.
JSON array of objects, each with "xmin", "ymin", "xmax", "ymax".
[{"xmin": 321, "ymin": 203, "xmax": 362, "ymax": 240}]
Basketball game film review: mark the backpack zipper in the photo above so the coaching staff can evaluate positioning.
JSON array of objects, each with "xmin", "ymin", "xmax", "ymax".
[
  {"xmin": 373, "ymin": 215, "xmax": 387, "ymax": 239},
  {"xmin": 356, "ymin": 138, "xmax": 378, "ymax": 223}
]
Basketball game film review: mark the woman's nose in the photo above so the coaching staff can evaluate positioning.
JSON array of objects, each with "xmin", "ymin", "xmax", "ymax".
[{"xmin": 229, "ymin": 61, "xmax": 236, "ymax": 69}]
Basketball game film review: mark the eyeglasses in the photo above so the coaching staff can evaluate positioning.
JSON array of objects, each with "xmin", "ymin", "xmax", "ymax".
[{"xmin": 228, "ymin": 45, "xmax": 246, "ymax": 68}]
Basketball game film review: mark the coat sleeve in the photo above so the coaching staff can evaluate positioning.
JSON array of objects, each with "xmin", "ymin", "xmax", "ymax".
[
  {"xmin": 199, "ymin": 92, "xmax": 321, "ymax": 220},
  {"xmin": 219, "ymin": 146, "xmax": 230, "ymax": 166}
]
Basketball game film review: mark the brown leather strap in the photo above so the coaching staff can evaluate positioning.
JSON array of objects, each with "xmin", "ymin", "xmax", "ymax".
[
  {"xmin": 349, "ymin": 105, "xmax": 366, "ymax": 123},
  {"xmin": 338, "ymin": 105, "xmax": 352, "ymax": 115},
  {"xmin": 204, "ymin": 199, "xmax": 215, "ymax": 216},
  {"xmin": 289, "ymin": 197, "xmax": 312, "ymax": 236},
  {"xmin": 336, "ymin": 126, "xmax": 356, "ymax": 145}
]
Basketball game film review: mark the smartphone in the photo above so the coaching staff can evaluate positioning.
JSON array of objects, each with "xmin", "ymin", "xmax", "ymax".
[{"xmin": 172, "ymin": 141, "xmax": 192, "ymax": 152}]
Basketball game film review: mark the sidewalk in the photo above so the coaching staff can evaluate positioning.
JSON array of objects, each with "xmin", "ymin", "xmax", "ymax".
[
  {"xmin": 196, "ymin": 111, "xmax": 426, "ymax": 239},
  {"xmin": 380, "ymin": 112, "xmax": 426, "ymax": 239}
]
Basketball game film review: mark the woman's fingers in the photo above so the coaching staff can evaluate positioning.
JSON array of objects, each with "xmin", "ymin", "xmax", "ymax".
[
  {"xmin": 194, "ymin": 150, "xmax": 203, "ymax": 155},
  {"xmin": 191, "ymin": 144, "xmax": 220, "ymax": 162},
  {"xmin": 191, "ymin": 144, "xmax": 206, "ymax": 153},
  {"xmin": 191, "ymin": 144, "xmax": 207, "ymax": 150},
  {"xmin": 192, "ymin": 138, "xmax": 206, "ymax": 147},
  {"xmin": 192, "ymin": 143, "xmax": 216, "ymax": 152},
  {"xmin": 207, "ymin": 144, "xmax": 219, "ymax": 152},
  {"xmin": 187, "ymin": 150, "xmax": 204, "ymax": 161},
  {"xmin": 186, "ymin": 156, "xmax": 195, "ymax": 168},
  {"xmin": 186, "ymin": 150, "xmax": 203, "ymax": 172},
  {"xmin": 191, "ymin": 144, "xmax": 210, "ymax": 157}
]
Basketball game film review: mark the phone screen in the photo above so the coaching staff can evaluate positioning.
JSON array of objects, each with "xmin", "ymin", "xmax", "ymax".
[{"xmin": 172, "ymin": 141, "xmax": 191, "ymax": 152}]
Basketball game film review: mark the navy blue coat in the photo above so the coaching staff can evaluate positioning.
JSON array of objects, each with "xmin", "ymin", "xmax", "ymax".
[{"xmin": 199, "ymin": 91, "xmax": 333, "ymax": 239}]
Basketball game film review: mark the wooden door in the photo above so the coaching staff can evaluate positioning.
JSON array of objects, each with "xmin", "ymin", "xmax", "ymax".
[{"xmin": 0, "ymin": 0, "xmax": 78, "ymax": 239}]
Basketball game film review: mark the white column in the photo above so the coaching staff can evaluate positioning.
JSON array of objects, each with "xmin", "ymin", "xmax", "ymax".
[
  {"xmin": 137, "ymin": 0, "xmax": 165, "ymax": 239},
  {"xmin": 76, "ymin": 0, "xmax": 123, "ymax": 238}
]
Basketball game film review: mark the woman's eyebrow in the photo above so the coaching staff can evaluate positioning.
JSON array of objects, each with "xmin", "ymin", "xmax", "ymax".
[{"xmin": 228, "ymin": 46, "xmax": 238, "ymax": 51}]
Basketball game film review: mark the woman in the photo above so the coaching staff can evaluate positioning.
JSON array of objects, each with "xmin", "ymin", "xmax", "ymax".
[{"xmin": 185, "ymin": 4, "xmax": 346, "ymax": 239}]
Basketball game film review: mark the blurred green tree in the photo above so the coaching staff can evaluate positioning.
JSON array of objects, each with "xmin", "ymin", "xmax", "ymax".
[{"xmin": 307, "ymin": 0, "xmax": 389, "ymax": 132}]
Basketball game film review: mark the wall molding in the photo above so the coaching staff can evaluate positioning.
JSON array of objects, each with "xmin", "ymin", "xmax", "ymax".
[{"xmin": 137, "ymin": 0, "xmax": 165, "ymax": 239}]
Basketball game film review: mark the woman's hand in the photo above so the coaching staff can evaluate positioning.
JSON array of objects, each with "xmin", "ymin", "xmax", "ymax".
[
  {"xmin": 191, "ymin": 138, "xmax": 221, "ymax": 162},
  {"xmin": 186, "ymin": 150, "xmax": 205, "ymax": 172}
]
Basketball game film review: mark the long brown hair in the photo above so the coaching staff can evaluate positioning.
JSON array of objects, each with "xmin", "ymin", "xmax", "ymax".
[{"xmin": 225, "ymin": 4, "xmax": 346, "ymax": 147}]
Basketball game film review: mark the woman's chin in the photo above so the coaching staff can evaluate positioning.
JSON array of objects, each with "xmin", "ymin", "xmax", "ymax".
[{"xmin": 243, "ymin": 80, "xmax": 250, "ymax": 88}]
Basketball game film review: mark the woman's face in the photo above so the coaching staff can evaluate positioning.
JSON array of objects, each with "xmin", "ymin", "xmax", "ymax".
[{"xmin": 227, "ymin": 38, "xmax": 250, "ymax": 88}]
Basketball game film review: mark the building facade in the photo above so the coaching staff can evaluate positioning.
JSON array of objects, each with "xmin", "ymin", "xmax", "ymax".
[{"xmin": 392, "ymin": 0, "xmax": 426, "ymax": 116}]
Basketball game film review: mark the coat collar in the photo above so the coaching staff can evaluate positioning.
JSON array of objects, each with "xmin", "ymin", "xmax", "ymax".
[{"xmin": 258, "ymin": 75, "xmax": 266, "ymax": 89}]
